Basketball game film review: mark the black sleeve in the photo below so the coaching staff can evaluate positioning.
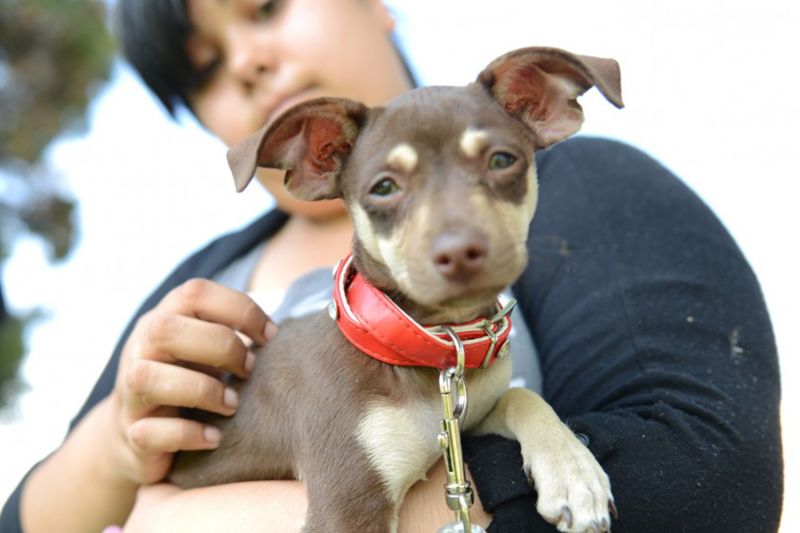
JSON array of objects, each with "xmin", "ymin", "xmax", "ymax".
[{"xmin": 463, "ymin": 137, "xmax": 782, "ymax": 532}]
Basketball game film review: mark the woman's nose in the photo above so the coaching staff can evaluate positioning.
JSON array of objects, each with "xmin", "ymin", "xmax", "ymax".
[{"xmin": 225, "ymin": 25, "xmax": 273, "ymax": 90}]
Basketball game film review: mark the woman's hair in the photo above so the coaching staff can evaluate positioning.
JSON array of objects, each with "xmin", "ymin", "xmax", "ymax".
[
  {"xmin": 114, "ymin": 0, "xmax": 418, "ymax": 118},
  {"xmin": 115, "ymin": 0, "xmax": 205, "ymax": 115}
]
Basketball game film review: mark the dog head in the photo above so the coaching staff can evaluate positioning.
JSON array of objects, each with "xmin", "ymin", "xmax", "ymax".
[{"xmin": 228, "ymin": 47, "xmax": 623, "ymax": 321}]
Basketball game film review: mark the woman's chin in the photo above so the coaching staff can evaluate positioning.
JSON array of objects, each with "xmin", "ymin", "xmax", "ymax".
[
  {"xmin": 254, "ymin": 168, "xmax": 348, "ymax": 220},
  {"xmin": 278, "ymin": 197, "xmax": 348, "ymax": 220}
]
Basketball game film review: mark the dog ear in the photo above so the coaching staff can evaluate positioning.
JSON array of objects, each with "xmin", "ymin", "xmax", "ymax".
[
  {"xmin": 477, "ymin": 47, "xmax": 624, "ymax": 148},
  {"xmin": 227, "ymin": 97, "xmax": 369, "ymax": 200}
]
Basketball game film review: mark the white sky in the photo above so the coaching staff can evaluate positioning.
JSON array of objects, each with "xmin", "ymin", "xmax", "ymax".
[{"xmin": 2, "ymin": 0, "xmax": 799, "ymax": 529}]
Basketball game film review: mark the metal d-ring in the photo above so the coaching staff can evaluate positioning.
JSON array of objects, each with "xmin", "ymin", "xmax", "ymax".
[
  {"xmin": 440, "ymin": 326, "xmax": 468, "ymax": 424},
  {"xmin": 439, "ymin": 366, "xmax": 468, "ymax": 424}
]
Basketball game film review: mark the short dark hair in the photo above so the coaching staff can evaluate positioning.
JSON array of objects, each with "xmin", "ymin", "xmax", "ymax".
[
  {"xmin": 114, "ymin": 0, "xmax": 198, "ymax": 116},
  {"xmin": 114, "ymin": 0, "xmax": 418, "ymax": 118}
]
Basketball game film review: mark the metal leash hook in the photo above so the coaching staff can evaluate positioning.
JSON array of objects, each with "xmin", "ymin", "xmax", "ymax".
[{"xmin": 436, "ymin": 326, "xmax": 486, "ymax": 533}]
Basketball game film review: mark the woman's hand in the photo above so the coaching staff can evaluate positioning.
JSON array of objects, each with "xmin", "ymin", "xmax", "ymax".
[
  {"xmin": 110, "ymin": 278, "xmax": 276, "ymax": 485},
  {"xmin": 19, "ymin": 280, "xmax": 277, "ymax": 533}
]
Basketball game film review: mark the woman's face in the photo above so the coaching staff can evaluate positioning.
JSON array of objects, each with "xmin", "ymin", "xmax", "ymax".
[{"xmin": 185, "ymin": 0, "xmax": 413, "ymax": 216}]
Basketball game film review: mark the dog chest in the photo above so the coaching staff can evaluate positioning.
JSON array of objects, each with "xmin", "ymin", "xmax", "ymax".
[{"xmin": 355, "ymin": 394, "xmax": 442, "ymax": 505}]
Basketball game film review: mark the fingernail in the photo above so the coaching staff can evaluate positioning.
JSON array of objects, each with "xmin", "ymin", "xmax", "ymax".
[
  {"xmin": 264, "ymin": 321, "xmax": 279, "ymax": 341},
  {"xmin": 204, "ymin": 426, "xmax": 222, "ymax": 445},
  {"xmin": 224, "ymin": 387, "xmax": 239, "ymax": 409},
  {"xmin": 609, "ymin": 498, "xmax": 619, "ymax": 519},
  {"xmin": 560, "ymin": 505, "xmax": 573, "ymax": 529},
  {"xmin": 245, "ymin": 351, "xmax": 256, "ymax": 374}
]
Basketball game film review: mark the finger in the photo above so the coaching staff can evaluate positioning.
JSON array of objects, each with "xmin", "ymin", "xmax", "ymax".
[
  {"xmin": 142, "ymin": 313, "xmax": 254, "ymax": 378},
  {"xmin": 161, "ymin": 279, "xmax": 276, "ymax": 345},
  {"xmin": 128, "ymin": 416, "xmax": 222, "ymax": 455},
  {"xmin": 125, "ymin": 359, "xmax": 239, "ymax": 417}
]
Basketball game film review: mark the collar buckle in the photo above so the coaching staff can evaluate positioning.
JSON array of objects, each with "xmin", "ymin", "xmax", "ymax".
[{"xmin": 475, "ymin": 298, "xmax": 517, "ymax": 368}]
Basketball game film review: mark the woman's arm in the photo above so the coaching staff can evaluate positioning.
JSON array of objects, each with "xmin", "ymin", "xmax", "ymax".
[
  {"xmin": 463, "ymin": 137, "xmax": 783, "ymax": 531},
  {"xmin": 121, "ymin": 460, "xmax": 492, "ymax": 532},
  {"xmin": 1, "ymin": 213, "xmax": 289, "ymax": 533},
  {"xmin": 123, "ymin": 482, "xmax": 308, "ymax": 533},
  {"xmin": 20, "ymin": 398, "xmax": 139, "ymax": 532},
  {"xmin": 15, "ymin": 280, "xmax": 274, "ymax": 533}
]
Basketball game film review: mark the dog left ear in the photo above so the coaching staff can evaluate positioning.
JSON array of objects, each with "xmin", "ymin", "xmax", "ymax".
[
  {"xmin": 227, "ymin": 97, "xmax": 369, "ymax": 200},
  {"xmin": 478, "ymin": 47, "xmax": 624, "ymax": 148}
]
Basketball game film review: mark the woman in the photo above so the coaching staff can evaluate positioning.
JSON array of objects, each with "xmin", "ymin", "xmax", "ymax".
[{"xmin": 1, "ymin": 0, "xmax": 783, "ymax": 531}]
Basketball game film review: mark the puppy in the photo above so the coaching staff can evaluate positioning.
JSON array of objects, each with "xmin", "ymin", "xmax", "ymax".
[{"xmin": 171, "ymin": 46, "xmax": 623, "ymax": 533}]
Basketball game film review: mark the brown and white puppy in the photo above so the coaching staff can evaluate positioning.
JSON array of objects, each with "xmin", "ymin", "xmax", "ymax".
[{"xmin": 170, "ymin": 47, "xmax": 623, "ymax": 533}]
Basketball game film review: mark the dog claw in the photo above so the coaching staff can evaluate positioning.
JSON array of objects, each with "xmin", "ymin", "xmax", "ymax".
[
  {"xmin": 560, "ymin": 505, "xmax": 574, "ymax": 529},
  {"xmin": 600, "ymin": 517, "xmax": 610, "ymax": 532},
  {"xmin": 608, "ymin": 499, "xmax": 618, "ymax": 520}
]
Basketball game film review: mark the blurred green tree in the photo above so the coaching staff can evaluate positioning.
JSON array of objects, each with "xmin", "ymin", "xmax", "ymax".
[{"xmin": 0, "ymin": 0, "xmax": 114, "ymax": 408}]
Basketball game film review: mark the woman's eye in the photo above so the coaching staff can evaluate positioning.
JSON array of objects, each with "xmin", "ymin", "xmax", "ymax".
[
  {"xmin": 190, "ymin": 57, "xmax": 222, "ymax": 90},
  {"xmin": 255, "ymin": 0, "xmax": 282, "ymax": 20},
  {"xmin": 369, "ymin": 177, "xmax": 400, "ymax": 197},
  {"xmin": 488, "ymin": 152, "xmax": 517, "ymax": 170}
]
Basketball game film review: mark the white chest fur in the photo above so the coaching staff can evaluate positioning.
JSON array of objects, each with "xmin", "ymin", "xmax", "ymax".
[{"xmin": 354, "ymin": 357, "xmax": 512, "ymax": 507}]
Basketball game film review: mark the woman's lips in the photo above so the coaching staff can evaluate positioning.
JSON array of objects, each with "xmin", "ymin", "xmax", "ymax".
[{"xmin": 263, "ymin": 87, "xmax": 325, "ymax": 126}]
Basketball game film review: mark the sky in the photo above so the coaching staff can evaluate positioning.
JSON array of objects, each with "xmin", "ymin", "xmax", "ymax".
[{"xmin": 2, "ymin": 0, "xmax": 799, "ymax": 529}]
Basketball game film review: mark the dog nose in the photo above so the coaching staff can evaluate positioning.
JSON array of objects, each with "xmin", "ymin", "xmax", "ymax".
[{"xmin": 431, "ymin": 229, "xmax": 488, "ymax": 281}]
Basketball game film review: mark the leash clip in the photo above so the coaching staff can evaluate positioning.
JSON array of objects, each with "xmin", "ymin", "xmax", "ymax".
[{"xmin": 437, "ymin": 327, "xmax": 486, "ymax": 533}]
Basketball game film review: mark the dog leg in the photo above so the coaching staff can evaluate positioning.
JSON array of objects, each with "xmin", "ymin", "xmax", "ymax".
[
  {"xmin": 474, "ymin": 387, "xmax": 613, "ymax": 532},
  {"xmin": 300, "ymin": 462, "xmax": 398, "ymax": 533}
]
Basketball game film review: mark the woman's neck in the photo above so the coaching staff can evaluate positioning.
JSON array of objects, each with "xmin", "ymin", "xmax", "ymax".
[{"xmin": 247, "ymin": 211, "xmax": 354, "ymax": 294}]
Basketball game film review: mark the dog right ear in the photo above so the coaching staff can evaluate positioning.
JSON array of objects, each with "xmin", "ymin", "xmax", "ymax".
[
  {"xmin": 477, "ymin": 47, "xmax": 623, "ymax": 148},
  {"xmin": 227, "ymin": 97, "xmax": 369, "ymax": 200}
]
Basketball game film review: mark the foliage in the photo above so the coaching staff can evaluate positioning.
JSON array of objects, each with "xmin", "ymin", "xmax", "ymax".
[
  {"xmin": 0, "ymin": 309, "xmax": 33, "ymax": 408},
  {"xmin": 0, "ymin": 0, "xmax": 114, "ymax": 408}
]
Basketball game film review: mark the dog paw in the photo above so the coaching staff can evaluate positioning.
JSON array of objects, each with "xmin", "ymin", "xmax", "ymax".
[{"xmin": 524, "ymin": 427, "xmax": 615, "ymax": 532}]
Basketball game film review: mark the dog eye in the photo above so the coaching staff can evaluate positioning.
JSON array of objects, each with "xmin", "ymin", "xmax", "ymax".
[
  {"xmin": 369, "ymin": 177, "xmax": 400, "ymax": 197},
  {"xmin": 488, "ymin": 152, "xmax": 517, "ymax": 170}
]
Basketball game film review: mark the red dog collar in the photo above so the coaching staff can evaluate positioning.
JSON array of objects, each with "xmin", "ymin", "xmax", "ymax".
[{"xmin": 329, "ymin": 254, "xmax": 514, "ymax": 369}]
